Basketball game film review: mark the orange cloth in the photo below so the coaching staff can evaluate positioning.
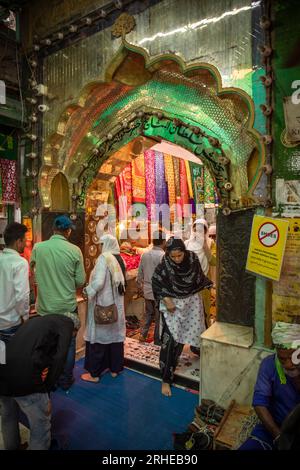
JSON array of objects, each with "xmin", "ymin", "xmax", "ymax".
[
  {"xmin": 132, "ymin": 155, "xmax": 146, "ymax": 204},
  {"xmin": 164, "ymin": 154, "xmax": 176, "ymax": 207}
]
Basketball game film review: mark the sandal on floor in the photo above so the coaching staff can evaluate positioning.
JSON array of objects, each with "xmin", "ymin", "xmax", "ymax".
[{"xmin": 81, "ymin": 373, "xmax": 100, "ymax": 383}]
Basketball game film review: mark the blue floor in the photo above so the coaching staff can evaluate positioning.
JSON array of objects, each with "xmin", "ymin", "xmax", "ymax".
[{"xmin": 51, "ymin": 359, "xmax": 198, "ymax": 450}]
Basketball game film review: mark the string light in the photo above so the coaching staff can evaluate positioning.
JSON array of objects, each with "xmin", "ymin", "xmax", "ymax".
[{"xmin": 139, "ymin": 2, "xmax": 262, "ymax": 45}]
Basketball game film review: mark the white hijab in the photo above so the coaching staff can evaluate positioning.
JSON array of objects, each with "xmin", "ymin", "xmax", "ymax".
[
  {"xmin": 185, "ymin": 219, "xmax": 209, "ymax": 275},
  {"xmin": 100, "ymin": 234, "xmax": 125, "ymax": 288}
]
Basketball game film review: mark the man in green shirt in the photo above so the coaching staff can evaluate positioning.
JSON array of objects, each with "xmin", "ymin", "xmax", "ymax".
[{"xmin": 30, "ymin": 215, "xmax": 86, "ymax": 390}]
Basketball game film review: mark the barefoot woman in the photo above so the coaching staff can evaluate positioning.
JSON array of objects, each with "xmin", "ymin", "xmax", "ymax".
[
  {"xmin": 152, "ymin": 237, "xmax": 212, "ymax": 396},
  {"xmin": 81, "ymin": 234, "xmax": 126, "ymax": 383}
]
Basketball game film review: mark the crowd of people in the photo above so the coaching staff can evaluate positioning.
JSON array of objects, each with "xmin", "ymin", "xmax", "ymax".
[{"xmin": 0, "ymin": 215, "xmax": 299, "ymax": 450}]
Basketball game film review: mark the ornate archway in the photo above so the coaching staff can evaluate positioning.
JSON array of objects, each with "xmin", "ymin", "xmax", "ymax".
[{"xmin": 39, "ymin": 40, "xmax": 265, "ymax": 214}]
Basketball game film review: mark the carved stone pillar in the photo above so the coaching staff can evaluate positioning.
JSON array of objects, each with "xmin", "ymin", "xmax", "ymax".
[{"xmin": 217, "ymin": 209, "xmax": 256, "ymax": 326}]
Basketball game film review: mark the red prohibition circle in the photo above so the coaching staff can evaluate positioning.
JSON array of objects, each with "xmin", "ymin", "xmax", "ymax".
[{"xmin": 257, "ymin": 222, "xmax": 280, "ymax": 248}]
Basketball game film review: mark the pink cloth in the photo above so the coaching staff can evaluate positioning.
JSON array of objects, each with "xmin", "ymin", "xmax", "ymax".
[{"xmin": 144, "ymin": 149, "xmax": 156, "ymax": 221}]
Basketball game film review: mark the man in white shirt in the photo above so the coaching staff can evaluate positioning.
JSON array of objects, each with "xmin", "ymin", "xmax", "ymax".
[
  {"xmin": 137, "ymin": 230, "xmax": 166, "ymax": 345},
  {"xmin": 0, "ymin": 222, "xmax": 30, "ymax": 344}
]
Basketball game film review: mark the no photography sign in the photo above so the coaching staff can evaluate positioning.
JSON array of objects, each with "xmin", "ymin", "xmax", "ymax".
[
  {"xmin": 258, "ymin": 222, "xmax": 279, "ymax": 248},
  {"xmin": 246, "ymin": 215, "xmax": 289, "ymax": 281}
]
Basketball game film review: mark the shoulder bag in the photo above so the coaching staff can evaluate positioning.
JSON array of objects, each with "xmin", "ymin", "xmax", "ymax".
[{"xmin": 94, "ymin": 272, "xmax": 118, "ymax": 325}]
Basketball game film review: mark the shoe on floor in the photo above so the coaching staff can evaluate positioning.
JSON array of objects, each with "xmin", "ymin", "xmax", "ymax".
[{"xmin": 81, "ymin": 373, "xmax": 100, "ymax": 383}]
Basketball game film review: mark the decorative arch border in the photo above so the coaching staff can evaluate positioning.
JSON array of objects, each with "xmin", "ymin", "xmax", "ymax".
[{"xmin": 40, "ymin": 39, "xmax": 265, "ymax": 212}]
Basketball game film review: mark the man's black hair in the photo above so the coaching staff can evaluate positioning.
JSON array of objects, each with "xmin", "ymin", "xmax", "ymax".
[
  {"xmin": 4, "ymin": 222, "xmax": 28, "ymax": 247},
  {"xmin": 152, "ymin": 229, "xmax": 166, "ymax": 247}
]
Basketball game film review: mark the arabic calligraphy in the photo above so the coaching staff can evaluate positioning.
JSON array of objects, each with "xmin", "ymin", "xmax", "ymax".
[{"xmin": 144, "ymin": 116, "xmax": 204, "ymax": 145}]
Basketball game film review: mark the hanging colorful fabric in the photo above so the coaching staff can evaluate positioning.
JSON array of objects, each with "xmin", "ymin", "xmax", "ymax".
[
  {"xmin": 122, "ymin": 163, "xmax": 132, "ymax": 208},
  {"xmin": 173, "ymin": 157, "xmax": 181, "ymax": 201},
  {"xmin": 0, "ymin": 159, "xmax": 17, "ymax": 203},
  {"xmin": 180, "ymin": 159, "xmax": 189, "ymax": 217},
  {"xmin": 132, "ymin": 154, "xmax": 146, "ymax": 204},
  {"xmin": 173, "ymin": 157, "xmax": 182, "ymax": 218},
  {"xmin": 189, "ymin": 162, "xmax": 205, "ymax": 206},
  {"xmin": 115, "ymin": 175, "xmax": 127, "ymax": 220},
  {"xmin": 204, "ymin": 168, "xmax": 216, "ymax": 205},
  {"xmin": 164, "ymin": 154, "xmax": 176, "ymax": 222},
  {"xmin": 155, "ymin": 151, "xmax": 168, "ymax": 206},
  {"xmin": 164, "ymin": 154, "xmax": 176, "ymax": 207},
  {"xmin": 144, "ymin": 149, "xmax": 156, "ymax": 221}
]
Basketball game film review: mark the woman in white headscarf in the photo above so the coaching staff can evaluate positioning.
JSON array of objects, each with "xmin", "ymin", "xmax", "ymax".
[
  {"xmin": 81, "ymin": 234, "xmax": 126, "ymax": 383},
  {"xmin": 185, "ymin": 219, "xmax": 216, "ymax": 327}
]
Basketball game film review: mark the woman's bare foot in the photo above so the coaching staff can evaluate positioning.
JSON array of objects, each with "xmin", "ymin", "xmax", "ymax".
[
  {"xmin": 111, "ymin": 372, "xmax": 118, "ymax": 378},
  {"xmin": 81, "ymin": 373, "xmax": 99, "ymax": 383},
  {"xmin": 161, "ymin": 382, "xmax": 172, "ymax": 397}
]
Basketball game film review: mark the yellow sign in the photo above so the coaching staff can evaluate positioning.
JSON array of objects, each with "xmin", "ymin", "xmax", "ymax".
[
  {"xmin": 246, "ymin": 215, "xmax": 289, "ymax": 281},
  {"xmin": 272, "ymin": 218, "xmax": 300, "ymax": 323}
]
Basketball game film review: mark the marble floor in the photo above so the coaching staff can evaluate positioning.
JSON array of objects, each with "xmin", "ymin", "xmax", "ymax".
[{"xmin": 124, "ymin": 337, "xmax": 200, "ymax": 387}]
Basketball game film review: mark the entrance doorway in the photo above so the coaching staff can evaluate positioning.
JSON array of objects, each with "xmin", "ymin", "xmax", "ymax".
[{"xmin": 84, "ymin": 137, "xmax": 218, "ymax": 389}]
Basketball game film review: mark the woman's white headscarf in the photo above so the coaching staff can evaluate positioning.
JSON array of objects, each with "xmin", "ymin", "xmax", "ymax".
[
  {"xmin": 185, "ymin": 219, "xmax": 209, "ymax": 275},
  {"xmin": 100, "ymin": 234, "xmax": 124, "ymax": 288}
]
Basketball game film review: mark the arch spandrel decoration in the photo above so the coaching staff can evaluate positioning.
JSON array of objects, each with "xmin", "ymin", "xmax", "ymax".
[{"xmin": 39, "ymin": 40, "xmax": 265, "ymax": 212}]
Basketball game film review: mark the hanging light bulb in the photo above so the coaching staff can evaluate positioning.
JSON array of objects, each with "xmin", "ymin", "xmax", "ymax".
[
  {"xmin": 29, "ymin": 59, "xmax": 38, "ymax": 68},
  {"xmin": 26, "ymin": 134, "xmax": 38, "ymax": 141},
  {"xmin": 262, "ymin": 164, "xmax": 273, "ymax": 175},
  {"xmin": 29, "ymin": 114, "xmax": 38, "ymax": 123},
  {"xmin": 28, "ymin": 78, "xmax": 38, "ymax": 88},
  {"xmin": 258, "ymin": 45, "xmax": 272, "ymax": 57},
  {"xmin": 224, "ymin": 182, "xmax": 233, "ymax": 191},
  {"xmin": 115, "ymin": 0, "xmax": 123, "ymax": 9},
  {"xmin": 40, "ymin": 38, "xmax": 52, "ymax": 46},
  {"xmin": 100, "ymin": 9, "xmax": 107, "ymax": 18},
  {"xmin": 84, "ymin": 17, "xmax": 92, "ymax": 25},
  {"xmin": 260, "ymin": 134, "xmax": 273, "ymax": 145},
  {"xmin": 69, "ymin": 24, "xmax": 78, "ymax": 33},
  {"xmin": 26, "ymin": 97, "xmax": 37, "ymax": 105},
  {"xmin": 33, "ymin": 44, "xmax": 40, "ymax": 51},
  {"xmin": 260, "ymin": 16, "xmax": 271, "ymax": 30},
  {"xmin": 222, "ymin": 206, "xmax": 231, "ymax": 216},
  {"xmin": 260, "ymin": 104, "xmax": 273, "ymax": 116},
  {"xmin": 260, "ymin": 75, "xmax": 273, "ymax": 87},
  {"xmin": 55, "ymin": 32, "xmax": 64, "ymax": 40},
  {"xmin": 26, "ymin": 152, "xmax": 37, "ymax": 159}
]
